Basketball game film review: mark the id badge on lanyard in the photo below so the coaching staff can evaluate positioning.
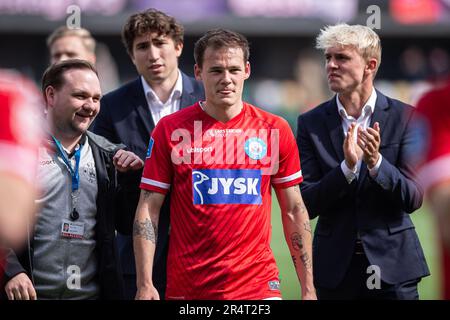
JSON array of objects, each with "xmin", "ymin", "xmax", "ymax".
[{"xmin": 52, "ymin": 136, "xmax": 84, "ymax": 238}]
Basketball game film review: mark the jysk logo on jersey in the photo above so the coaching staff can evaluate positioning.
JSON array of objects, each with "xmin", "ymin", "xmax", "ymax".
[
  {"xmin": 146, "ymin": 137, "xmax": 154, "ymax": 159},
  {"xmin": 192, "ymin": 169, "xmax": 261, "ymax": 205}
]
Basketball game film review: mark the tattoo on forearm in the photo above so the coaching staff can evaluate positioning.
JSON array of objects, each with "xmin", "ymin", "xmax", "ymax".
[
  {"xmin": 142, "ymin": 190, "xmax": 154, "ymax": 200},
  {"xmin": 304, "ymin": 222, "xmax": 312, "ymax": 234},
  {"xmin": 292, "ymin": 230, "xmax": 312, "ymax": 270},
  {"xmin": 300, "ymin": 253, "xmax": 312, "ymax": 269},
  {"xmin": 291, "ymin": 232, "xmax": 304, "ymax": 251},
  {"xmin": 133, "ymin": 218, "xmax": 158, "ymax": 244}
]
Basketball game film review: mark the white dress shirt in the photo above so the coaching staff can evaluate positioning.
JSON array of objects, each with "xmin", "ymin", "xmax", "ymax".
[
  {"xmin": 141, "ymin": 70, "xmax": 183, "ymax": 125},
  {"xmin": 337, "ymin": 88, "xmax": 383, "ymax": 183}
]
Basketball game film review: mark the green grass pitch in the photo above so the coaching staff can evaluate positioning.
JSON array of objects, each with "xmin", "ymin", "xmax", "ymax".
[{"xmin": 270, "ymin": 199, "xmax": 441, "ymax": 300}]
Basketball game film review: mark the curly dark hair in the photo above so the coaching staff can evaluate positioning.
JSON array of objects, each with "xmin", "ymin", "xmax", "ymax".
[{"xmin": 122, "ymin": 8, "xmax": 184, "ymax": 56}]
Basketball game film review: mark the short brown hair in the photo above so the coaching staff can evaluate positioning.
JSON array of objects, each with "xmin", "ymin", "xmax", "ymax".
[
  {"xmin": 41, "ymin": 59, "xmax": 98, "ymax": 97},
  {"xmin": 194, "ymin": 29, "xmax": 250, "ymax": 68},
  {"xmin": 46, "ymin": 26, "xmax": 96, "ymax": 54},
  {"xmin": 122, "ymin": 8, "xmax": 184, "ymax": 56}
]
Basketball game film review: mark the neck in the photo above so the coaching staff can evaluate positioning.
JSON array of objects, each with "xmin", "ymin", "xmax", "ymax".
[
  {"xmin": 202, "ymin": 101, "xmax": 244, "ymax": 123},
  {"xmin": 338, "ymin": 85, "xmax": 373, "ymax": 118},
  {"xmin": 145, "ymin": 70, "xmax": 179, "ymax": 104},
  {"xmin": 51, "ymin": 130, "xmax": 82, "ymax": 153}
]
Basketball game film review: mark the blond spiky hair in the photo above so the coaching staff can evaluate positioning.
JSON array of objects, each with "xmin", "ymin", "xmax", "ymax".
[{"xmin": 316, "ymin": 24, "xmax": 381, "ymax": 66}]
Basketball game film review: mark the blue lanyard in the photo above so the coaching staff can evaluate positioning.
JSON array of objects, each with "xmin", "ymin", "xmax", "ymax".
[{"xmin": 52, "ymin": 136, "xmax": 82, "ymax": 193}]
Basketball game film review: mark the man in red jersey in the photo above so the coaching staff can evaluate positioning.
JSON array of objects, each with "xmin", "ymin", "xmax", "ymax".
[
  {"xmin": 133, "ymin": 29, "xmax": 316, "ymax": 300},
  {"xmin": 0, "ymin": 69, "xmax": 42, "ymax": 282},
  {"xmin": 415, "ymin": 77, "xmax": 450, "ymax": 300}
]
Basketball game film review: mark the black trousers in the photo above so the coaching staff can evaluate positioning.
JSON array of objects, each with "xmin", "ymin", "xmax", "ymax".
[{"xmin": 317, "ymin": 241, "xmax": 420, "ymax": 300}]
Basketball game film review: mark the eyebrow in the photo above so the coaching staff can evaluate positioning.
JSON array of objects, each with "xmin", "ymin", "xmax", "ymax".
[
  {"xmin": 152, "ymin": 36, "xmax": 167, "ymax": 41},
  {"xmin": 208, "ymin": 65, "xmax": 242, "ymax": 70},
  {"xmin": 325, "ymin": 52, "xmax": 350, "ymax": 58},
  {"xmin": 135, "ymin": 40, "xmax": 149, "ymax": 46}
]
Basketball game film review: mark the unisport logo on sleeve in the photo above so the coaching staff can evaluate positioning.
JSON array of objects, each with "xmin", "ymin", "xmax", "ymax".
[
  {"xmin": 192, "ymin": 169, "xmax": 261, "ymax": 205},
  {"xmin": 146, "ymin": 137, "xmax": 154, "ymax": 159}
]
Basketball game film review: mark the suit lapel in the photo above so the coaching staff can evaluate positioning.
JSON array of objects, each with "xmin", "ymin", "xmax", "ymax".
[
  {"xmin": 369, "ymin": 90, "xmax": 389, "ymax": 144},
  {"xmin": 180, "ymin": 72, "xmax": 200, "ymax": 109},
  {"xmin": 357, "ymin": 90, "xmax": 390, "ymax": 191},
  {"xmin": 133, "ymin": 78, "xmax": 156, "ymax": 132},
  {"xmin": 135, "ymin": 72, "xmax": 200, "ymax": 132},
  {"xmin": 325, "ymin": 97, "xmax": 345, "ymax": 161}
]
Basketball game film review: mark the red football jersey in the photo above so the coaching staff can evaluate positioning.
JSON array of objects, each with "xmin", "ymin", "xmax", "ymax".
[
  {"xmin": 415, "ymin": 81, "xmax": 450, "ymax": 190},
  {"xmin": 415, "ymin": 82, "xmax": 450, "ymax": 300},
  {"xmin": 0, "ymin": 69, "xmax": 42, "ymax": 281},
  {"xmin": 0, "ymin": 70, "xmax": 42, "ymax": 184},
  {"xmin": 141, "ymin": 102, "xmax": 303, "ymax": 299}
]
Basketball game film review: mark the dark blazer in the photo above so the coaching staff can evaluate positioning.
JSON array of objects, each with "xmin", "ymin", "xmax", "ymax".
[
  {"xmin": 296, "ymin": 90, "xmax": 430, "ymax": 289},
  {"xmin": 91, "ymin": 72, "xmax": 204, "ymax": 296},
  {"xmin": 1, "ymin": 132, "xmax": 125, "ymax": 300}
]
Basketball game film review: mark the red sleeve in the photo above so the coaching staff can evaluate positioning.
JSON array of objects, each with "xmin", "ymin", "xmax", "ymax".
[
  {"xmin": 140, "ymin": 119, "xmax": 173, "ymax": 195},
  {"xmin": 415, "ymin": 85, "xmax": 450, "ymax": 191},
  {"xmin": 271, "ymin": 118, "xmax": 303, "ymax": 189},
  {"xmin": 0, "ymin": 71, "xmax": 42, "ymax": 184}
]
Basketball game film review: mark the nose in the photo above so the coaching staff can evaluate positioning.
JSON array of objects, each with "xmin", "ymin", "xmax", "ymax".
[
  {"xmin": 221, "ymin": 70, "xmax": 232, "ymax": 84},
  {"xmin": 52, "ymin": 54, "xmax": 69, "ymax": 64},
  {"xmin": 59, "ymin": 55, "xmax": 68, "ymax": 62},
  {"xmin": 147, "ymin": 45, "xmax": 160, "ymax": 61},
  {"xmin": 83, "ymin": 98, "xmax": 98, "ymax": 112},
  {"xmin": 327, "ymin": 57, "xmax": 338, "ymax": 70}
]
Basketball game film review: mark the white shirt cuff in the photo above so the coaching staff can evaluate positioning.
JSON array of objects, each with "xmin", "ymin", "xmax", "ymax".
[
  {"xmin": 368, "ymin": 154, "xmax": 383, "ymax": 178},
  {"xmin": 341, "ymin": 160, "xmax": 357, "ymax": 184}
]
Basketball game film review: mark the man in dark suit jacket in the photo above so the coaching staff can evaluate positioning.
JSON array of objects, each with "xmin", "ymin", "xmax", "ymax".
[
  {"xmin": 92, "ymin": 9, "xmax": 204, "ymax": 300},
  {"xmin": 296, "ymin": 24, "xmax": 429, "ymax": 299}
]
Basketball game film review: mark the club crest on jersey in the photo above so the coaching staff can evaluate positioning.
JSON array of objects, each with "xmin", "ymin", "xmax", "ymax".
[
  {"xmin": 146, "ymin": 137, "xmax": 154, "ymax": 159},
  {"xmin": 192, "ymin": 169, "xmax": 261, "ymax": 205},
  {"xmin": 244, "ymin": 137, "xmax": 267, "ymax": 160},
  {"xmin": 268, "ymin": 280, "xmax": 280, "ymax": 291}
]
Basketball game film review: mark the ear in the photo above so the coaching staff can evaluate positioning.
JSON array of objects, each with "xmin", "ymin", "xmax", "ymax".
[
  {"xmin": 175, "ymin": 42, "xmax": 183, "ymax": 58},
  {"xmin": 129, "ymin": 53, "xmax": 136, "ymax": 67},
  {"xmin": 194, "ymin": 64, "xmax": 202, "ymax": 81},
  {"xmin": 44, "ymin": 86, "xmax": 56, "ymax": 107},
  {"xmin": 128, "ymin": 47, "xmax": 137, "ymax": 67},
  {"xmin": 244, "ymin": 61, "xmax": 251, "ymax": 80},
  {"xmin": 366, "ymin": 58, "xmax": 378, "ymax": 75}
]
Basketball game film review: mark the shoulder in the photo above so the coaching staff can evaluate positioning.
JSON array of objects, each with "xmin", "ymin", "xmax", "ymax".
[
  {"xmin": 416, "ymin": 83, "xmax": 450, "ymax": 113},
  {"xmin": 244, "ymin": 103, "xmax": 292, "ymax": 130},
  {"xmin": 156, "ymin": 103, "xmax": 201, "ymax": 129},
  {"xmin": 381, "ymin": 93, "xmax": 412, "ymax": 109},
  {"xmin": 298, "ymin": 98, "xmax": 333, "ymax": 123},
  {"xmin": 86, "ymin": 131, "xmax": 123, "ymax": 153},
  {"xmin": 181, "ymin": 71, "xmax": 204, "ymax": 93},
  {"xmin": 377, "ymin": 91, "xmax": 414, "ymax": 117},
  {"xmin": 101, "ymin": 78, "xmax": 141, "ymax": 102}
]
